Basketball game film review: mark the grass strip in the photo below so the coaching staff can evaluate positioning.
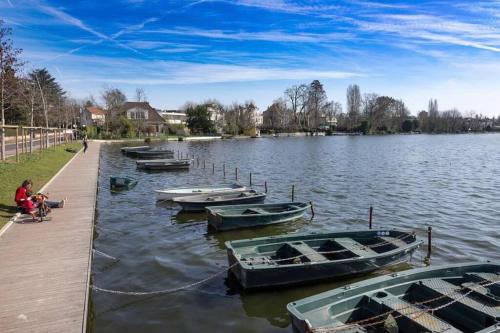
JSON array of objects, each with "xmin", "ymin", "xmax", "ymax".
[{"xmin": 0, "ymin": 143, "xmax": 82, "ymax": 228}]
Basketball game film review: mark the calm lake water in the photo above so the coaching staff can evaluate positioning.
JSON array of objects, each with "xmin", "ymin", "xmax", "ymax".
[{"xmin": 90, "ymin": 134, "xmax": 500, "ymax": 333}]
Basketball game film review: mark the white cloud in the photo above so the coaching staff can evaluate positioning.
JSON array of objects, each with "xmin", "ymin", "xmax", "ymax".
[
  {"xmin": 355, "ymin": 13, "xmax": 500, "ymax": 53},
  {"xmin": 144, "ymin": 27, "xmax": 353, "ymax": 43}
]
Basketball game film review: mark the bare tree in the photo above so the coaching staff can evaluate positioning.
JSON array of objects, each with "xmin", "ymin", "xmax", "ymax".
[
  {"xmin": 346, "ymin": 84, "xmax": 361, "ymax": 130},
  {"xmin": 284, "ymin": 84, "xmax": 307, "ymax": 129},
  {"xmin": 306, "ymin": 80, "xmax": 327, "ymax": 130},
  {"xmin": 263, "ymin": 99, "xmax": 287, "ymax": 131},
  {"xmin": 101, "ymin": 87, "xmax": 126, "ymax": 133},
  {"xmin": 135, "ymin": 87, "xmax": 147, "ymax": 102},
  {"xmin": 0, "ymin": 20, "xmax": 23, "ymax": 160},
  {"xmin": 428, "ymin": 98, "xmax": 439, "ymax": 132}
]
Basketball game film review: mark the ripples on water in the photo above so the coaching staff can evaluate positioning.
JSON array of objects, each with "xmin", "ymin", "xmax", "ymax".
[{"xmin": 91, "ymin": 134, "xmax": 500, "ymax": 332}]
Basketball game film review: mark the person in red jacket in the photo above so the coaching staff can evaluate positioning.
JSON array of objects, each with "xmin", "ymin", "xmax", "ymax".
[{"xmin": 15, "ymin": 179, "xmax": 32, "ymax": 210}]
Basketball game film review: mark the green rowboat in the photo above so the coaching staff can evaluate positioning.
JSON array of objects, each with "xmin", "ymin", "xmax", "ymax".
[
  {"xmin": 207, "ymin": 202, "xmax": 310, "ymax": 231},
  {"xmin": 110, "ymin": 176, "xmax": 138, "ymax": 190},
  {"xmin": 226, "ymin": 229, "xmax": 421, "ymax": 289},
  {"xmin": 288, "ymin": 261, "xmax": 500, "ymax": 333}
]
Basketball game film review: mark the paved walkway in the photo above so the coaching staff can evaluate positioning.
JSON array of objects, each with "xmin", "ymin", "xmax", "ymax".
[{"xmin": 0, "ymin": 141, "xmax": 101, "ymax": 333}]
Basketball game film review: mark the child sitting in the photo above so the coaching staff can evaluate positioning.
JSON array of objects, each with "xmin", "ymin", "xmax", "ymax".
[{"xmin": 22, "ymin": 196, "xmax": 39, "ymax": 222}]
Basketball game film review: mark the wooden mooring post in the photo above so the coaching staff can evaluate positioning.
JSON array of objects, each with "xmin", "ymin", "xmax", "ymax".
[
  {"xmin": 249, "ymin": 172, "xmax": 252, "ymax": 186},
  {"xmin": 369, "ymin": 206, "xmax": 373, "ymax": 229},
  {"xmin": 424, "ymin": 226, "xmax": 432, "ymax": 265},
  {"xmin": 223, "ymin": 163, "xmax": 226, "ymax": 178},
  {"xmin": 212, "ymin": 163, "xmax": 215, "ymax": 174},
  {"xmin": 291, "ymin": 184, "xmax": 295, "ymax": 201},
  {"xmin": 264, "ymin": 181, "xmax": 268, "ymax": 193}
]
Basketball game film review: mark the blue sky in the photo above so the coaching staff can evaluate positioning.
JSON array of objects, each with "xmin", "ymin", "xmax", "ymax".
[{"xmin": 2, "ymin": 0, "xmax": 500, "ymax": 116}]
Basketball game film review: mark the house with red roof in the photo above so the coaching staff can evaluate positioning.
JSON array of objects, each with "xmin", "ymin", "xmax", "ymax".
[{"xmin": 81, "ymin": 106, "xmax": 105, "ymax": 126}]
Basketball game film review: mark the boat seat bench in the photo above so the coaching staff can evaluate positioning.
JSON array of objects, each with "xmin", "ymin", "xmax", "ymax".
[
  {"xmin": 333, "ymin": 238, "xmax": 378, "ymax": 257},
  {"xmin": 289, "ymin": 242, "xmax": 328, "ymax": 263},
  {"xmin": 367, "ymin": 291, "xmax": 459, "ymax": 333},
  {"xmin": 379, "ymin": 236, "xmax": 408, "ymax": 248},
  {"xmin": 419, "ymin": 279, "xmax": 500, "ymax": 318},
  {"xmin": 243, "ymin": 208, "xmax": 267, "ymax": 214}
]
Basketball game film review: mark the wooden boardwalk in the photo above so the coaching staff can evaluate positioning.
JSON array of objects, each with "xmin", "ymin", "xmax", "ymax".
[{"xmin": 0, "ymin": 141, "xmax": 101, "ymax": 333}]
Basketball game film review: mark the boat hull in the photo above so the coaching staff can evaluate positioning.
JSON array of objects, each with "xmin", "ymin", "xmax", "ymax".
[
  {"xmin": 287, "ymin": 262, "xmax": 500, "ymax": 333},
  {"xmin": 139, "ymin": 164, "xmax": 190, "ymax": 170},
  {"xmin": 156, "ymin": 186, "xmax": 247, "ymax": 201},
  {"xmin": 227, "ymin": 247, "xmax": 415, "ymax": 289},
  {"xmin": 207, "ymin": 203, "xmax": 310, "ymax": 231},
  {"xmin": 110, "ymin": 176, "xmax": 137, "ymax": 190},
  {"xmin": 176, "ymin": 194, "xmax": 266, "ymax": 212},
  {"xmin": 128, "ymin": 150, "xmax": 174, "ymax": 158},
  {"xmin": 120, "ymin": 146, "xmax": 151, "ymax": 155},
  {"xmin": 226, "ymin": 230, "xmax": 422, "ymax": 289}
]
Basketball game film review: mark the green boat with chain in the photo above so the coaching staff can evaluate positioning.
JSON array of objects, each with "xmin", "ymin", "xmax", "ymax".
[
  {"xmin": 287, "ymin": 261, "xmax": 500, "ymax": 333},
  {"xmin": 226, "ymin": 229, "xmax": 421, "ymax": 289}
]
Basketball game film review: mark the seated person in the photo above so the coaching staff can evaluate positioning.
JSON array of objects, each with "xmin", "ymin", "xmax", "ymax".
[
  {"xmin": 15, "ymin": 180, "xmax": 65, "ymax": 215},
  {"xmin": 22, "ymin": 196, "xmax": 39, "ymax": 222},
  {"xmin": 15, "ymin": 180, "xmax": 32, "ymax": 212}
]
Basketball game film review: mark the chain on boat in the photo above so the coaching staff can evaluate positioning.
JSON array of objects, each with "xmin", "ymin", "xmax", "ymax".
[
  {"xmin": 309, "ymin": 278, "xmax": 500, "ymax": 333},
  {"xmin": 92, "ymin": 263, "xmax": 238, "ymax": 296},
  {"xmin": 243, "ymin": 232, "xmax": 417, "ymax": 265}
]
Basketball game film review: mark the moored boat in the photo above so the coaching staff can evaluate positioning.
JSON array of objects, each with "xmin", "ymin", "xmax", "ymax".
[
  {"xmin": 173, "ymin": 190, "xmax": 266, "ymax": 212},
  {"xmin": 110, "ymin": 176, "xmax": 138, "ymax": 190},
  {"xmin": 136, "ymin": 158, "xmax": 191, "ymax": 170},
  {"xmin": 129, "ymin": 149, "xmax": 174, "ymax": 159},
  {"xmin": 120, "ymin": 146, "xmax": 151, "ymax": 155},
  {"xmin": 226, "ymin": 229, "xmax": 422, "ymax": 289},
  {"xmin": 155, "ymin": 183, "xmax": 248, "ymax": 201},
  {"xmin": 207, "ymin": 202, "xmax": 310, "ymax": 231},
  {"xmin": 287, "ymin": 261, "xmax": 500, "ymax": 333}
]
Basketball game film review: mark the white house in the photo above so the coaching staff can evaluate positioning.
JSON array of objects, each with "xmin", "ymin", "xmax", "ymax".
[
  {"xmin": 81, "ymin": 106, "xmax": 105, "ymax": 126},
  {"xmin": 160, "ymin": 110, "xmax": 187, "ymax": 125}
]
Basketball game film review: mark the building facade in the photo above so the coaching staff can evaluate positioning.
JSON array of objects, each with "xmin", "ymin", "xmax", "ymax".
[
  {"xmin": 81, "ymin": 106, "xmax": 105, "ymax": 126},
  {"xmin": 120, "ymin": 102, "xmax": 167, "ymax": 134}
]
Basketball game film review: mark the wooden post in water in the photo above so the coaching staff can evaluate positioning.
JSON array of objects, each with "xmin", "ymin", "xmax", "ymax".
[
  {"xmin": 264, "ymin": 181, "xmax": 268, "ymax": 193},
  {"xmin": 235, "ymin": 167, "xmax": 238, "ymax": 181},
  {"xmin": 425, "ymin": 226, "xmax": 432, "ymax": 265},
  {"xmin": 212, "ymin": 163, "xmax": 215, "ymax": 174},
  {"xmin": 223, "ymin": 163, "xmax": 226, "ymax": 178},
  {"xmin": 291, "ymin": 184, "xmax": 295, "ymax": 201},
  {"xmin": 249, "ymin": 172, "xmax": 252, "ymax": 186},
  {"xmin": 369, "ymin": 206, "xmax": 373, "ymax": 229}
]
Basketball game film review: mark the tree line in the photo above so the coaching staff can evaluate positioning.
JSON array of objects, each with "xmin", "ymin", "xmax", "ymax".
[
  {"xmin": 183, "ymin": 100, "xmax": 259, "ymax": 136},
  {"xmin": 263, "ymin": 81, "xmax": 497, "ymax": 134}
]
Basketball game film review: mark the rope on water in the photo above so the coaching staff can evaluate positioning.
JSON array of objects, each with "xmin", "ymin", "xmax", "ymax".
[
  {"xmin": 91, "ymin": 263, "xmax": 237, "ymax": 296},
  {"xmin": 93, "ymin": 249, "xmax": 119, "ymax": 261}
]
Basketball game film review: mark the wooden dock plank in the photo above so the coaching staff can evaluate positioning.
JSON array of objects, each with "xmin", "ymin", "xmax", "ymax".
[{"xmin": 0, "ymin": 141, "xmax": 101, "ymax": 333}]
